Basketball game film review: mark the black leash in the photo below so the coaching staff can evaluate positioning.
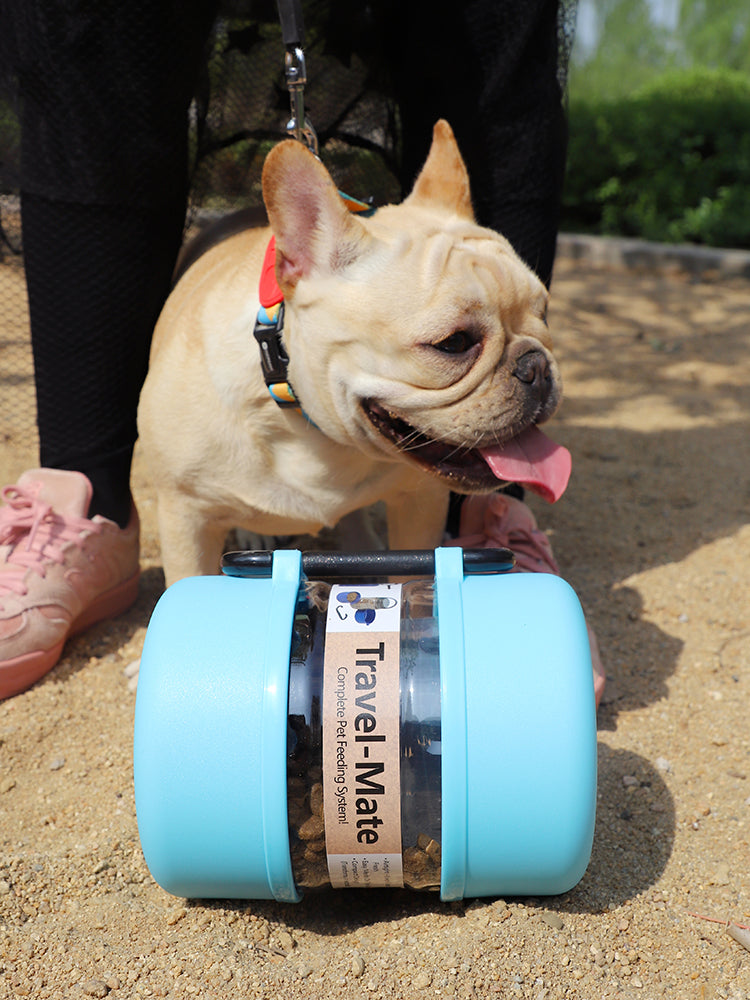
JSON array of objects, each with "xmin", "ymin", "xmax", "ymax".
[{"xmin": 276, "ymin": 0, "xmax": 305, "ymax": 48}]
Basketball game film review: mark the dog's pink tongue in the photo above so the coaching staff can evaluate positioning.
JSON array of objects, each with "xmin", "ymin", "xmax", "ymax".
[{"xmin": 479, "ymin": 426, "xmax": 571, "ymax": 503}]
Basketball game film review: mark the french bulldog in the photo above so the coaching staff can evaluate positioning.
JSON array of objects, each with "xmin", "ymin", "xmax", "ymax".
[{"xmin": 137, "ymin": 120, "xmax": 570, "ymax": 586}]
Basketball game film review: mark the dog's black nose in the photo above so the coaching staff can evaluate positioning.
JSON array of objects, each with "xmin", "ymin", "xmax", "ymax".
[{"xmin": 512, "ymin": 349, "xmax": 550, "ymax": 390}]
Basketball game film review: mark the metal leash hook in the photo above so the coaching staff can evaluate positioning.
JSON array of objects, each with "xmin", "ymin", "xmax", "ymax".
[
  {"xmin": 276, "ymin": 0, "xmax": 319, "ymax": 156},
  {"xmin": 285, "ymin": 46, "xmax": 319, "ymax": 156}
]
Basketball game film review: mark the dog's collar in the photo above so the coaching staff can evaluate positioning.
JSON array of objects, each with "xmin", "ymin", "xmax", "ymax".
[
  {"xmin": 253, "ymin": 240, "xmax": 297, "ymax": 407},
  {"xmin": 253, "ymin": 191, "xmax": 375, "ymax": 416}
]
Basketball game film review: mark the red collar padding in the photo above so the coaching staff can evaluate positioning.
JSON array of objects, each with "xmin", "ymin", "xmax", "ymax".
[{"xmin": 259, "ymin": 236, "xmax": 284, "ymax": 309}]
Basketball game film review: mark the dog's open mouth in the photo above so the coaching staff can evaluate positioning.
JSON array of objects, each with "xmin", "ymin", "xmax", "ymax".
[
  {"xmin": 362, "ymin": 400, "xmax": 571, "ymax": 502},
  {"xmin": 363, "ymin": 400, "xmax": 498, "ymax": 489}
]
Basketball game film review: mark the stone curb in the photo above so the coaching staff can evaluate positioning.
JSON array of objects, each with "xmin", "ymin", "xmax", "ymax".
[{"xmin": 556, "ymin": 232, "xmax": 750, "ymax": 280}]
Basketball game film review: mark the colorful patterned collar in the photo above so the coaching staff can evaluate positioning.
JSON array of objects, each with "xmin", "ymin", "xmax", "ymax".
[{"xmin": 253, "ymin": 192, "xmax": 375, "ymax": 415}]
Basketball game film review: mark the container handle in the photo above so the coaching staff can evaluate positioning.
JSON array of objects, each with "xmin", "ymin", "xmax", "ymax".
[{"xmin": 221, "ymin": 547, "xmax": 515, "ymax": 579}]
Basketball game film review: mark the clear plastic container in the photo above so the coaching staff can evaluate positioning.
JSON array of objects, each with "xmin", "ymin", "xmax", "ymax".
[{"xmin": 286, "ymin": 580, "xmax": 442, "ymax": 891}]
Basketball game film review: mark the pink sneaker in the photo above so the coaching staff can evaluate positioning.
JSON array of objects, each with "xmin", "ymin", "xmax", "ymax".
[
  {"xmin": 451, "ymin": 493, "xmax": 606, "ymax": 708},
  {"xmin": 0, "ymin": 469, "xmax": 140, "ymax": 700}
]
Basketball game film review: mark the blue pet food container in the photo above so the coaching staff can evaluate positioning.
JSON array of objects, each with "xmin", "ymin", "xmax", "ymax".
[{"xmin": 134, "ymin": 547, "xmax": 596, "ymax": 902}]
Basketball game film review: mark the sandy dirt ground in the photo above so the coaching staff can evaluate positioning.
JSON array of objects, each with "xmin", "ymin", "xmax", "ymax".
[{"xmin": 1, "ymin": 249, "xmax": 749, "ymax": 999}]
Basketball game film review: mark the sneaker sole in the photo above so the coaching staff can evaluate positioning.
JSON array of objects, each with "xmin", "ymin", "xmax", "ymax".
[{"xmin": 0, "ymin": 571, "xmax": 141, "ymax": 700}]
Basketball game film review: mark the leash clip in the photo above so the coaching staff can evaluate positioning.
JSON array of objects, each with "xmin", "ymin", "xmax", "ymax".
[{"xmin": 284, "ymin": 46, "xmax": 319, "ymax": 157}]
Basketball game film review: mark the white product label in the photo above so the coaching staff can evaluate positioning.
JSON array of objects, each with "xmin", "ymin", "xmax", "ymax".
[{"xmin": 322, "ymin": 584, "xmax": 403, "ymax": 888}]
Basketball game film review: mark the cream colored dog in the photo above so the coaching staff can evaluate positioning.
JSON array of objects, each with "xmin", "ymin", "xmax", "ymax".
[{"xmin": 137, "ymin": 121, "xmax": 569, "ymax": 586}]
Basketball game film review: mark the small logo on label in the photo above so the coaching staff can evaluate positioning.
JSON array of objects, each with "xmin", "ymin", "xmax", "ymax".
[{"xmin": 335, "ymin": 590, "xmax": 398, "ymax": 626}]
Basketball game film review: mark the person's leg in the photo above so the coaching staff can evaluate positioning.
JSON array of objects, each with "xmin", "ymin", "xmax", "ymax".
[
  {"xmin": 22, "ymin": 195, "xmax": 187, "ymax": 528},
  {"xmin": 388, "ymin": 2, "xmax": 604, "ymax": 703},
  {"xmin": 14, "ymin": 0, "xmax": 218, "ymax": 525},
  {"xmin": 389, "ymin": 0, "xmax": 567, "ymax": 288},
  {"xmin": 1, "ymin": 0, "xmax": 217, "ymax": 697}
]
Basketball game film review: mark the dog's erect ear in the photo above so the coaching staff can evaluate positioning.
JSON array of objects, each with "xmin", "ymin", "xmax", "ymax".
[
  {"xmin": 405, "ymin": 120, "xmax": 474, "ymax": 220},
  {"xmin": 262, "ymin": 140, "xmax": 370, "ymax": 294}
]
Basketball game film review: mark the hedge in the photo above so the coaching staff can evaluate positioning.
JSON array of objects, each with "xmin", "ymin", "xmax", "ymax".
[{"xmin": 561, "ymin": 67, "xmax": 750, "ymax": 248}]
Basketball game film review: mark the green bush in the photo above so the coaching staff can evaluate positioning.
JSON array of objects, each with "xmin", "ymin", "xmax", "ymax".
[{"xmin": 561, "ymin": 67, "xmax": 750, "ymax": 248}]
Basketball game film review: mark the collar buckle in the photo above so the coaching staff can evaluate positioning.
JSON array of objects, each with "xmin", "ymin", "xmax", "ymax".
[{"xmin": 253, "ymin": 302, "xmax": 300, "ymax": 408}]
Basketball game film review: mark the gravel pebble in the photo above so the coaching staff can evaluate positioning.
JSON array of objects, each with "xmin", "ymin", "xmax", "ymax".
[
  {"xmin": 541, "ymin": 912, "xmax": 564, "ymax": 931},
  {"xmin": 275, "ymin": 929, "xmax": 295, "ymax": 952},
  {"xmin": 80, "ymin": 980, "xmax": 110, "ymax": 998}
]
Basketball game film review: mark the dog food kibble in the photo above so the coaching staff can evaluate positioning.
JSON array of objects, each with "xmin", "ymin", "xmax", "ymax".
[
  {"xmin": 287, "ymin": 753, "xmax": 442, "ymax": 891},
  {"xmin": 297, "ymin": 813, "xmax": 325, "ymax": 842}
]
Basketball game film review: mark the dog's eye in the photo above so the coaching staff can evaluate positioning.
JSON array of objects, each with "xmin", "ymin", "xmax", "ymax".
[{"xmin": 433, "ymin": 330, "xmax": 475, "ymax": 355}]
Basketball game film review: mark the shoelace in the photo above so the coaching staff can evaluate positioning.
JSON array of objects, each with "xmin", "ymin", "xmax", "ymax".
[{"xmin": 0, "ymin": 483, "xmax": 101, "ymax": 598}]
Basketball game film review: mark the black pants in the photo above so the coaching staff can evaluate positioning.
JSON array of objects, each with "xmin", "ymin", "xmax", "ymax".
[
  {"xmin": 9, "ymin": 0, "xmax": 218, "ymax": 526},
  {"xmin": 390, "ymin": 0, "xmax": 567, "ymax": 286},
  {"xmin": 8, "ymin": 0, "xmax": 566, "ymax": 528}
]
